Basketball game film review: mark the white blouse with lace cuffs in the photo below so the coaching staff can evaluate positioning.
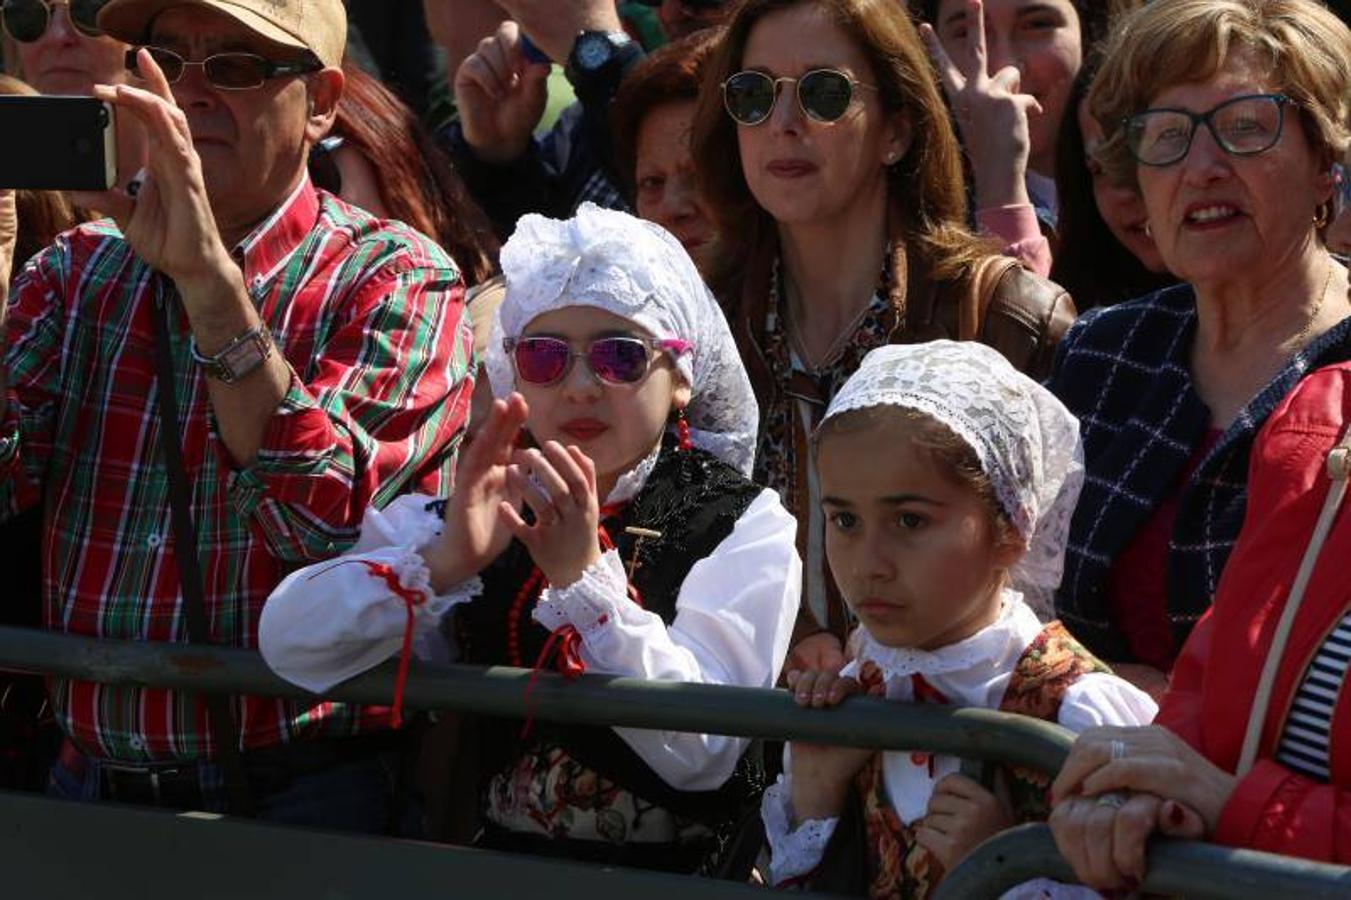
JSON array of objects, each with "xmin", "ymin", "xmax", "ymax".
[{"xmin": 259, "ymin": 478, "xmax": 802, "ymax": 793}]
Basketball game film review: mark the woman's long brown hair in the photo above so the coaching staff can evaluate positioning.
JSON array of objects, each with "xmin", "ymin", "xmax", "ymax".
[{"xmin": 334, "ymin": 63, "xmax": 498, "ymax": 286}]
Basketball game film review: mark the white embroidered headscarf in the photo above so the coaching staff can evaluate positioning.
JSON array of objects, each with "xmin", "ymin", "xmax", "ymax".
[
  {"xmin": 820, "ymin": 341, "xmax": 1084, "ymax": 614},
  {"xmin": 486, "ymin": 202, "xmax": 759, "ymax": 477}
]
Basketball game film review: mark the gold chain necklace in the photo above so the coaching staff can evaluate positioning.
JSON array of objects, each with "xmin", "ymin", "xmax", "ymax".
[{"xmin": 1291, "ymin": 259, "xmax": 1336, "ymax": 350}]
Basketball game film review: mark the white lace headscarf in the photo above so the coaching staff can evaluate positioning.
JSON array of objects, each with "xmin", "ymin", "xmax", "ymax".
[
  {"xmin": 486, "ymin": 202, "xmax": 759, "ymax": 477},
  {"xmin": 819, "ymin": 341, "xmax": 1084, "ymax": 614}
]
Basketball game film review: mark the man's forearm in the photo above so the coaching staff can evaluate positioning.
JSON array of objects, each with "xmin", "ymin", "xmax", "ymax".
[{"xmin": 178, "ymin": 264, "xmax": 291, "ymax": 468}]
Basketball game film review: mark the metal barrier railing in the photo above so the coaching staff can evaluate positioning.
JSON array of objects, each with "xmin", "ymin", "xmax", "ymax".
[
  {"xmin": 4, "ymin": 624, "xmax": 1351, "ymax": 899},
  {"xmin": 934, "ymin": 823, "xmax": 1351, "ymax": 900},
  {"xmin": 0, "ymin": 625, "xmax": 1075, "ymax": 772},
  {"xmin": 0, "ymin": 788, "xmax": 797, "ymax": 900}
]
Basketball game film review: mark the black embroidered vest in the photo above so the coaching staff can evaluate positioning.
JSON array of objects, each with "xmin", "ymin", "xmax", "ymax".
[{"xmin": 454, "ymin": 437, "xmax": 767, "ymax": 827}]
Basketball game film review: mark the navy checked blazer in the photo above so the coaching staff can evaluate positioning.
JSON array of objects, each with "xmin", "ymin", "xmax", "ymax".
[{"xmin": 1048, "ymin": 283, "xmax": 1351, "ymax": 662}]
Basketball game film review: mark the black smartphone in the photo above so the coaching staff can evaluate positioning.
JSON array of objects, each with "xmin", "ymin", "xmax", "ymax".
[{"xmin": 0, "ymin": 96, "xmax": 117, "ymax": 191}]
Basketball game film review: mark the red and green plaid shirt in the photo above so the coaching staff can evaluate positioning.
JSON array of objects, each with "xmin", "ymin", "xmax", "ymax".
[{"xmin": 0, "ymin": 179, "xmax": 473, "ymax": 762}]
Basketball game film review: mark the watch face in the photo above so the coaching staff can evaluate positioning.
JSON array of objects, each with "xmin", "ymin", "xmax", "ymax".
[{"xmin": 576, "ymin": 34, "xmax": 612, "ymax": 70}]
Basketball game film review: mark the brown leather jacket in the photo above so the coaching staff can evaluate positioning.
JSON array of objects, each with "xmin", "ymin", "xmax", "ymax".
[{"xmin": 725, "ymin": 230, "xmax": 1077, "ymax": 644}]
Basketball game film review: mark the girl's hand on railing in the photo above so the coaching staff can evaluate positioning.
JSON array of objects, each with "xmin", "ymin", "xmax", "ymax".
[
  {"xmin": 916, "ymin": 774, "xmax": 1015, "ymax": 872},
  {"xmin": 784, "ymin": 665, "xmax": 883, "ymax": 822}
]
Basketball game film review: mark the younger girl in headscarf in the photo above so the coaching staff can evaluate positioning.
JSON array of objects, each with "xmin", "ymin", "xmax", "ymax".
[
  {"xmin": 762, "ymin": 342, "xmax": 1155, "ymax": 897},
  {"xmin": 259, "ymin": 204, "xmax": 800, "ymax": 870}
]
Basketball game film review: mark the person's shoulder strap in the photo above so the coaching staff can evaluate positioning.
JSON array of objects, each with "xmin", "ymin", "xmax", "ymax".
[
  {"xmin": 1237, "ymin": 423, "xmax": 1351, "ymax": 776},
  {"xmin": 958, "ymin": 255, "xmax": 1022, "ymax": 342},
  {"xmin": 151, "ymin": 293, "xmax": 255, "ymax": 816}
]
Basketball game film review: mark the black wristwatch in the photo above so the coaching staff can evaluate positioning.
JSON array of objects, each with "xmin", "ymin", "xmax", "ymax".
[{"xmin": 566, "ymin": 30, "xmax": 634, "ymax": 82}]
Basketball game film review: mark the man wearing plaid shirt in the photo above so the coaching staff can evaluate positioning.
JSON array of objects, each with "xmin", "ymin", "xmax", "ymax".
[{"xmin": 0, "ymin": 0, "xmax": 472, "ymax": 828}]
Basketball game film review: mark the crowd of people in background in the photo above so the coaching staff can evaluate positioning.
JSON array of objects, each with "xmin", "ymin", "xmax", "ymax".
[{"xmin": 0, "ymin": 0, "xmax": 1349, "ymax": 895}]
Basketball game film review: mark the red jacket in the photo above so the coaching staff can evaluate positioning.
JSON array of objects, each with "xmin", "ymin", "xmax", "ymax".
[{"xmin": 1157, "ymin": 360, "xmax": 1351, "ymax": 862}]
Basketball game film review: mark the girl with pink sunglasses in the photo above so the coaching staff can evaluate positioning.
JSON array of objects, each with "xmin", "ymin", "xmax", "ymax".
[{"xmin": 259, "ymin": 203, "xmax": 800, "ymax": 872}]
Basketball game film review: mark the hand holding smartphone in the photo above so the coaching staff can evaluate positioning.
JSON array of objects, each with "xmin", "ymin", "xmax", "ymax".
[{"xmin": 0, "ymin": 96, "xmax": 118, "ymax": 191}]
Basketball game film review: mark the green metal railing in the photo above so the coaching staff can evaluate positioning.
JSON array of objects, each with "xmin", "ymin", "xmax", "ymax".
[
  {"xmin": 4, "ymin": 624, "xmax": 1351, "ymax": 898},
  {"xmin": 0, "ymin": 625, "xmax": 1075, "ymax": 772},
  {"xmin": 935, "ymin": 824, "xmax": 1351, "ymax": 900}
]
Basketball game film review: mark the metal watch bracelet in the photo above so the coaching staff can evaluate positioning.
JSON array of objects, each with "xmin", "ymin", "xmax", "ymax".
[{"xmin": 190, "ymin": 324, "xmax": 274, "ymax": 384}]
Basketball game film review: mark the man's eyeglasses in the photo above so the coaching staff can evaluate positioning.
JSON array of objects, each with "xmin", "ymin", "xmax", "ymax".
[
  {"xmin": 722, "ymin": 68, "xmax": 877, "ymax": 127},
  {"xmin": 1, "ymin": 0, "xmax": 108, "ymax": 43},
  {"xmin": 124, "ymin": 46, "xmax": 322, "ymax": 91},
  {"xmin": 1125, "ymin": 93, "xmax": 1292, "ymax": 167},
  {"xmin": 506, "ymin": 335, "xmax": 691, "ymax": 387}
]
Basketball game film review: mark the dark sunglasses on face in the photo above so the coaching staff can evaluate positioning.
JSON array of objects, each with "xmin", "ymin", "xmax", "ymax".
[
  {"xmin": 1125, "ymin": 93, "xmax": 1292, "ymax": 168},
  {"xmin": 308, "ymin": 135, "xmax": 345, "ymax": 194},
  {"xmin": 2, "ymin": 0, "xmax": 108, "ymax": 42},
  {"xmin": 722, "ymin": 68, "xmax": 877, "ymax": 127},
  {"xmin": 124, "ymin": 46, "xmax": 322, "ymax": 91},
  {"xmin": 506, "ymin": 335, "xmax": 692, "ymax": 387}
]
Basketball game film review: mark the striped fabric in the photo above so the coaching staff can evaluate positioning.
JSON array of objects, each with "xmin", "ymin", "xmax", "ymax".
[
  {"xmin": 1048, "ymin": 285, "xmax": 1351, "ymax": 662},
  {"xmin": 0, "ymin": 179, "xmax": 474, "ymax": 762},
  {"xmin": 1276, "ymin": 612, "xmax": 1351, "ymax": 782}
]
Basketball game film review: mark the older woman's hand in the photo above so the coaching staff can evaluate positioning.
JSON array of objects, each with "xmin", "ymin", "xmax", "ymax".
[
  {"xmin": 1049, "ymin": 791, "xmax": 1206, "ymax": 889},
  {"xmin": 1051, "ymin": 726, "xmax": 1237, "ymax": 834}
]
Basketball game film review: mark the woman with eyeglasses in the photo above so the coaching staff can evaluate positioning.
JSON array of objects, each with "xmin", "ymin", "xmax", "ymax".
[
  {"xmin": 259, "ymin": 204, "xmax": 799, "ymax": 875},
  {"xmin": 1046, "ymin": 0, "xmax": 1351, "ymax": 703},
  {"xmin": 691, "ymin": 0, "xmax": 1076, "ymax": 674}
]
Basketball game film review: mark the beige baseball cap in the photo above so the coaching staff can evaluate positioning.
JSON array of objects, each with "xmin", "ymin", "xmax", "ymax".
[{"xmin": 99, "ymin": 0, "xmax": 347, "ymax": 70}]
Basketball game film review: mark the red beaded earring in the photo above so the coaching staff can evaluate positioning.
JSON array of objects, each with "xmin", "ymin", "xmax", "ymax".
[{"xmin": 676, "ymin": 407, "xmax": 692, "ymax": 452}]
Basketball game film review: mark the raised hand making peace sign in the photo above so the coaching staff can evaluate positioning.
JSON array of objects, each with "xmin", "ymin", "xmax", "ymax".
[{"xmin": 919, "ymin": 0, "xmax": 1083, "ymax": 210}]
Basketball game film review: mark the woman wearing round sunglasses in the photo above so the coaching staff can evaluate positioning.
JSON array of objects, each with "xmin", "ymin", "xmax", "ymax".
[
  {"xmin": 691, "ymin": 0, "xmax": 1075, "ymax": 674},
  {"xmin": 259, "ymin": 203, "xmax": 799, "ymax": 873},
  {"xmin": 1045, "ymin": 0, "xmax": 1351, "ymax": 704}
]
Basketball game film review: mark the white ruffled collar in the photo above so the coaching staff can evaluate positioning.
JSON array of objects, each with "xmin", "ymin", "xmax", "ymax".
[
  {"xmin": 849, "ymin": 590, "xmax": 1043, "ymax": 685},
  {"xmin": 604, "ymin": 440, "xmax": 663, "ymax": 506}
]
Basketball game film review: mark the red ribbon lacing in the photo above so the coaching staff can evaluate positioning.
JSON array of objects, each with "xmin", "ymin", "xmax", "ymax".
[
  {"xmin": 909, "ymin": 673, "xmax": 950, "ymax": 776},
  {"xmin": 515, "ymin": 503, "xmax": 643, "ymax": 739},
  {"xmin": 355, "ymin": 560, "xmax": 428, "ymax": 729}
]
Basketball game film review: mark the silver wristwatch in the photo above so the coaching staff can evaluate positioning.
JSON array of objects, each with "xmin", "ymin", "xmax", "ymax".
[{"xmin": 191, "ymin": 324, "xmax": 274, "ymax": 384}]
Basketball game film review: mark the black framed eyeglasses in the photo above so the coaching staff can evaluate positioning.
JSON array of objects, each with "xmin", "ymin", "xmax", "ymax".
[
  {"xmin": 1, "ymin": 0, "xmax": 108, "ymax": 42},
  {"xmin": 124, "ymin": 46, "xmax": 322, "ymax": 91},
  {"xmin": 1125, "ymin": 93, "xmax": 1292, "ymax": 167},
  {"xmin": 722, "ymin": 68, "xmax": 877, "ymax": 127}
]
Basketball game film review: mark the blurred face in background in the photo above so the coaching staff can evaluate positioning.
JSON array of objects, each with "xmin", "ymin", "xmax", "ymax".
[
  {"xmin": 657, "ymin": 0, "xmax": 728, "ymax": 40},
  {"xmin": 1078, "ymin": 98, "xmax": 1166, "ymax": 273},
  {"xmin": 634, "ymin": 100, "xmax": 718, "ymax": 270},
  {"xmin": 933, "ymin": 0, "xmax": 1082, "ymax": 175},
  {"xmin": 9, "ymin": 0, "xmax": 129, "ymax": 95}
]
